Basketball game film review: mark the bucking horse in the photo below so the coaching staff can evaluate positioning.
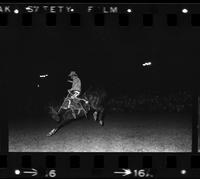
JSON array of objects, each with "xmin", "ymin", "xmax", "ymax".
[{"xmin": 47, "ymin": 87, "xmax": 107, "ymax": 136}]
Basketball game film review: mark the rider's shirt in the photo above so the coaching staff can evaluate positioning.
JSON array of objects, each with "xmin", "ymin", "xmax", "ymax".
[{"xmin": 71, "ymin": 76, "xmax": 81, "ymax": 92}]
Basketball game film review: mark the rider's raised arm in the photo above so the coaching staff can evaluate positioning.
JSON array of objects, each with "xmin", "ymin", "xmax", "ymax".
[{"xmin": 68, "ymin": 80, "xmax": 73, "ymax": 83}]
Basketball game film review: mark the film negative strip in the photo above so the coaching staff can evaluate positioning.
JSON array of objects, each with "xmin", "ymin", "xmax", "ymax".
[
  {"xmin": 0, "ymin": 2, "xmax": 200, "ymax": 178},
  {"xmin": 0, "ymin": 154, "xmax": 200, "ymax": 178}
]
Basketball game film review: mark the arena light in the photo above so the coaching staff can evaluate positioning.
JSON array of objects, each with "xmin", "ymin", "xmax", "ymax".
[
  {"xmin": 182, "ymin": 8, "xmax": 188, "ymax": 14},
  {"xmin": 39, "ymin": 74, "xmax": 48, "ymax": 78},
  {"xmin": 147, "ymin": 62, "xmax": 152, "ymax": 66},
  {"xmin": 142, "ymin": 62, "xmax": 152, "ymax": 67}
]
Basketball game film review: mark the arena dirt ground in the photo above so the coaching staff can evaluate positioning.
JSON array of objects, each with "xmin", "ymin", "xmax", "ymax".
[{"xmin": 9, "ymin": 113, "xmax": 192, "ymax": 152}]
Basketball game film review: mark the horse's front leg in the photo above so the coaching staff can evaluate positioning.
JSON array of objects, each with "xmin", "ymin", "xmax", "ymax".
[
  {"xmin": 47, "ymin": 113, "xmax": 71, "ymax": 137},
  {"xmin": 81, "ymin": 105, "xmax": 88, "ymax": 119},
  {"xmin": 70, "ymin": 108, "xmax": 77, "ymax": 119},
  {"xmin": 93, "ymin": 108, "xmax": 104, "ymax": 126}
]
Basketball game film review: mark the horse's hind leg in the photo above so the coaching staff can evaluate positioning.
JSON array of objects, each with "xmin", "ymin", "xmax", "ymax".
[
  {"xmin": 92, "ymin": 110, "xmax": 103, "ymax": 126},
  {"xmin": 98, "ymin": 108, "xmax": 104, "ymax": 126},
  {"xmin": 46, "ymin": 117, "xmax": 68, "ymax": 137},
  {"xmin": 47, "ymin": 110, "xmax": 71, "ymax": 137}
]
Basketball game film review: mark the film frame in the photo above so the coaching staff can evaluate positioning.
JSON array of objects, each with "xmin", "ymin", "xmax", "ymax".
[{"xmin": 0, "ymin": 2, "xmax": 200, "ymax": 179}]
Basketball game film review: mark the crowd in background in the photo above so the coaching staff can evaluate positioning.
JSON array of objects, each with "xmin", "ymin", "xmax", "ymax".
[
  {"xmin": 107, "ymin": 90, "xmax": 193, "ymax": 113},
  {"xmin": 12, "ymin": 89, "xmax": 193, "ymax": 117}
]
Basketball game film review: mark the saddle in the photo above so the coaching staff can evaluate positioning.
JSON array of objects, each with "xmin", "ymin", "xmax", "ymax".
[{"xmin": 61, "ymin": 93, "xmax": 88, "ymax": 118}]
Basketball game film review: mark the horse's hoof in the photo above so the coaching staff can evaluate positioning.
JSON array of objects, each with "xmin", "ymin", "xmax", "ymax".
[
  {"xmin": 99, "ymin": 120, "xmax": 104, "ymax": 126},
  {"xmin": 47, "ymin": 131, "xmax": 53, "ymax": 137},
  {"xmin": 47, "ymin": 129, "xmax": 57, "ymax": 137}
]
